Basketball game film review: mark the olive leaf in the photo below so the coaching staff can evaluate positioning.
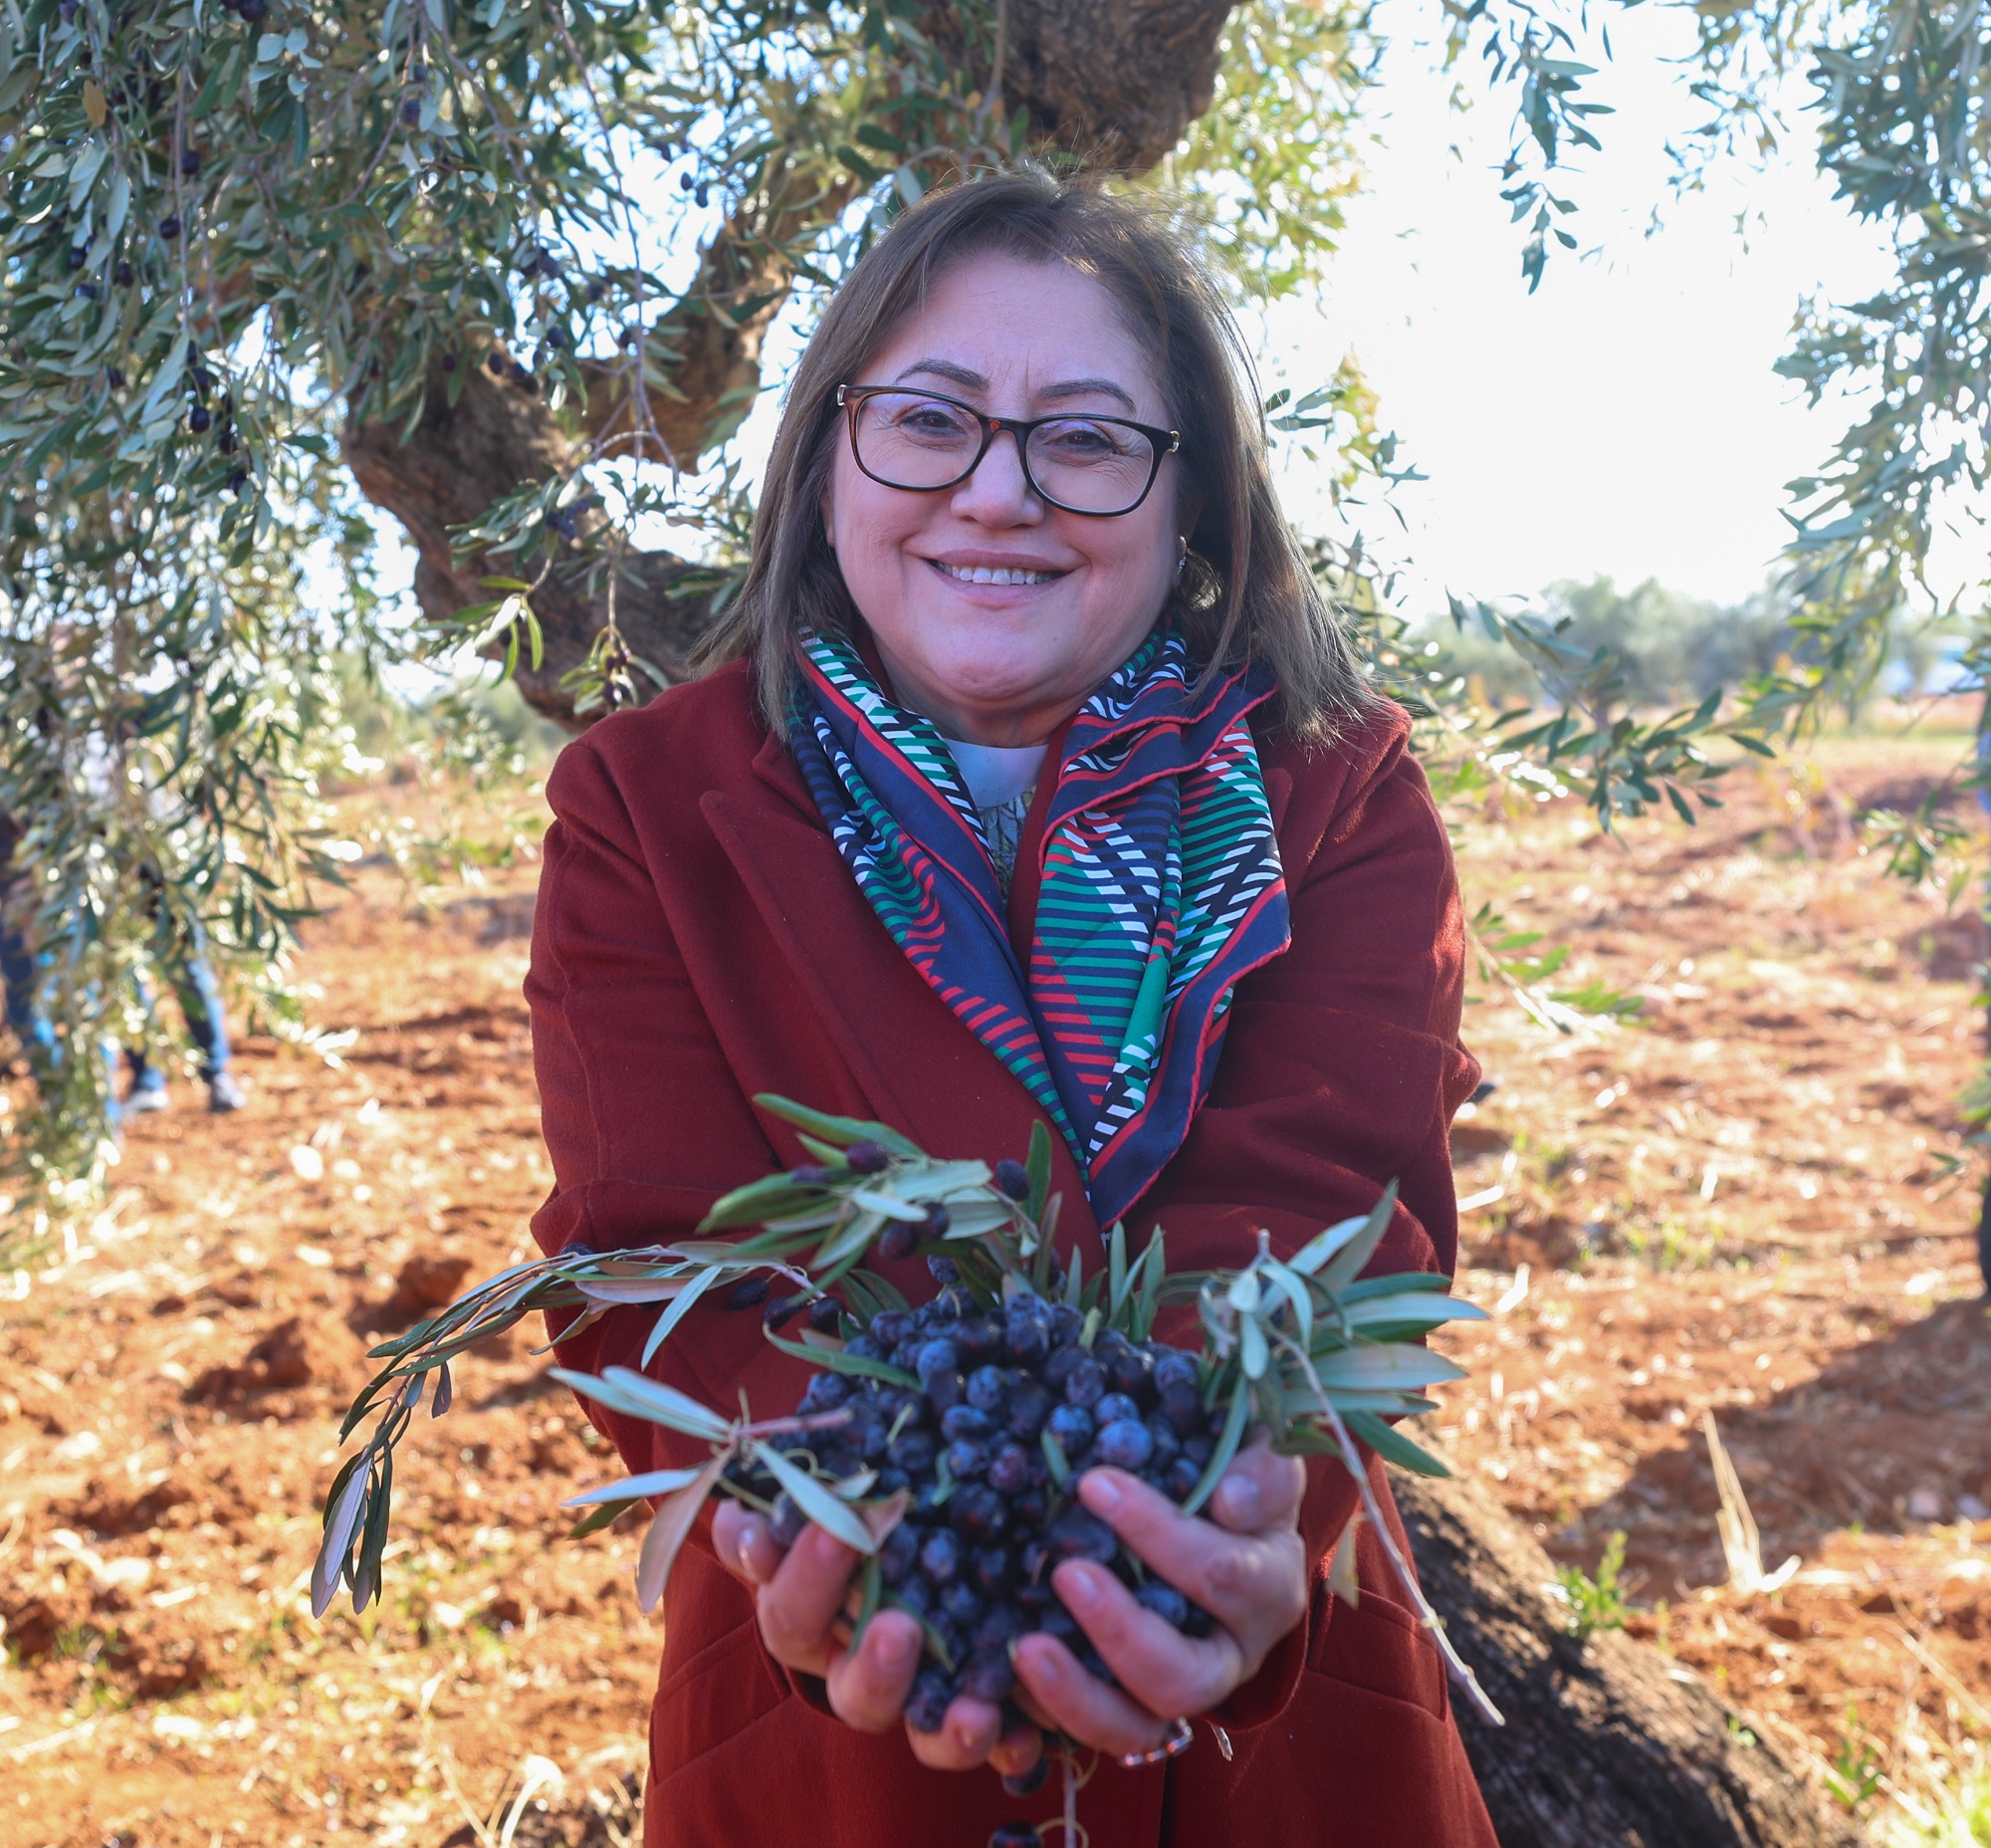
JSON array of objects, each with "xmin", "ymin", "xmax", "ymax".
[
  {"xmin": 640, "ymin": 1265, "xmax": 722, "ymax": 1366},
  {"xmin": 762, "ymin": 1326, "xmax": 919, "ymax": 1387},
  {"xmin": 1181, "ymin": 1382, "xmax": 1251, "ymax": 1517},
  {"xmin": 1315, "ymin": 1183, "xmax": 1402, "ymax": 1294},
  {"xmin": 1308, "ymin": 1347, "xmax": 1467, "ymax": 1393},
  {"xmin": 567, "ymin": 1498, "xmax": 640, "ymax": 1539},
  {"xmin": 551, "ymin": 1366, "xmax": 734, "ymax": 1443},
  {"xmin": 563, "ymin": 1466, "xmax": 708, "ymax": 1507},
  {"xmin": 753, "ymin": 1095, "xmax": 921, "ymax": 1157},
  {"xmin": 750, "ymin": 1441, "xmax": 879, "ymax": 1553},
  {"xmin": 1343, "ymin": 1408, "xmax": 1451, "ymax": 1478},
  {"xmin": 1327, "ymin": 1511, "xmax": 1363, "ymax": 1606},
  {"xmin": 311, "ymin": 1453, "xmax": 373, "ymax": 1617},
  {"xmin": 635, "ymin": 1455, "xmax": 731, "ymax": 1613}
]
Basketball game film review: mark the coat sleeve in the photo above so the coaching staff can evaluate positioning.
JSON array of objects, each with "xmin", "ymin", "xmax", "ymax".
[
  {"xmin": 525, "ymin": 735, "xmax": 790, "ymax": 1566},
  {"xmin": 1134, "ymin": 705, "xmax": 1479, "ymax": 1731}
]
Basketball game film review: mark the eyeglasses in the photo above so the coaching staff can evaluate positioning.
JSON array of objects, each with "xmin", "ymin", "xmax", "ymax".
[{"xmin": 836, "ymin": 384, "xmax": 1181, "ymax": 518}]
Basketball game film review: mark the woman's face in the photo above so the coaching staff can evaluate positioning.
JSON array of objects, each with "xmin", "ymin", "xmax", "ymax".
[{"xmin": 821, "ymin": 253, "xmax": 1181, "ymax": 746}]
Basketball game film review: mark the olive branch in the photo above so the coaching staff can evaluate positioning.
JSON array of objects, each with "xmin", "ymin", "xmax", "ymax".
[{"xmin": 312, "ymin": 1095, "xmax": 1502, "ymax": 1725}]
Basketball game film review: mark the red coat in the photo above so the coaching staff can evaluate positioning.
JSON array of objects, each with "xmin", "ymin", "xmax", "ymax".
[{"xmin": 526, "ymin": 658, "xmax": 1497, "ymax": 1848}]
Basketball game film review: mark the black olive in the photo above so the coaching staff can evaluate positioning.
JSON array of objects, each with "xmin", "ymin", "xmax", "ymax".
[
  {"xmin": 999, "ymin": 1762, "xmax": 1049, "ymax": 1799},
  {"xmin": 768, "ymin": 1493, "xmax": 806, "ymax": 1548},
  {"xmin": 158, "ymin": 214, "xmax": 180, "ymax": 240},
  {"xmin": 903, "ymin": 1668, "xmax": 952, "ymax": 1733},
  {"xmin": 180, "ymin": 148, "xmax": 202, "ymax": 175},
  {"xmin": 806, "ymin": 1295, "xmax": 842, "ymax": 1334},
  {"xmin": 994, "ymin": 1158, "xmax": 1031, "ymax": 1200},
  {"xmin": 187, "ymin": 405, "xmax": 211, "ymax": 433},
  {"xmin": 440, "ymin": 353, "xmax": 457, "ymax": 371},
  {"xmin": 114, "ymin": 260, "xmax": 133, "ymax": 287},
  {"xmin": 844, "ymin": 1141, "xmax": 890, "ymax": 1174},
  {"xmin": 1134, "ymin": 1580, "xmax": 1188, "ymax": 1628},
  {"xmin": 67, "ymin": 245, "xmax": 87, "ymax": 270}
]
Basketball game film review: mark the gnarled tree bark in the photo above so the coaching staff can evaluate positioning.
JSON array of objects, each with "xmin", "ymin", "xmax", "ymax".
[
  {"xmin": 340, "ymin": 0, "xmax": 1244, "ymax": 730},
  {"xmin": 1395, "ymin": 1462, "xmax": 1854, "ymax": 1848}
]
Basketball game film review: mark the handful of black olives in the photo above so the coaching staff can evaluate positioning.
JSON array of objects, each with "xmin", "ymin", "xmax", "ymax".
[{"xmin": 723, "ymin": 1259, "xmax": 1222, "ymax": 1739}]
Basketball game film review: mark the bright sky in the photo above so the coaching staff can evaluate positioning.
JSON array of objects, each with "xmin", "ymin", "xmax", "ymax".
[{"xmin": 1265, "ymin": 0, "xmax": 1899, "ymax": 613}]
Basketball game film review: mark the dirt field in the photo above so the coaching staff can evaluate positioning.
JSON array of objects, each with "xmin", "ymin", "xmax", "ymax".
[{"xmin": 2, "ymin": 730, "xmax": 1988, "ymax": 1846}]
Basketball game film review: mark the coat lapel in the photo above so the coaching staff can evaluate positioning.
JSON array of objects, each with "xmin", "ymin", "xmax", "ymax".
[{"xmin": 702, "ymin": 735, "xmax": 1101, "ymax": 1242}]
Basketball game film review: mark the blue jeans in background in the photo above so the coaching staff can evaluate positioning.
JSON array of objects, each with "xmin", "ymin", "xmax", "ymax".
[
  {"xmin": 126, "ymin": 944, "xmax": 233, "ymax": 1102},
  {"xmin": 2, "ymin": 890, "xmax": 235, "ymax": 1121}
]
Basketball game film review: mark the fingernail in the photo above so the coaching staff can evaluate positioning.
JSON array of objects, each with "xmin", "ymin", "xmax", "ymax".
[
  {"xmin": 1217, "ymin": 1474, "xmax": 1261, "ymax": 1525},
  {"xmin": 737, "ymin": 1520, "xmax": 764, "ymax": 1571},
  {"xmin": 876, "ymin": 1623, "xmax": 916, "ymax": 1671},
  {"xmin": 1061, "ymin": 1565, "xmax": 1101, "ymax": 1613},
  {"xmin": 1082, "ymin": 1472, "xmax": 1124, "ymax": 1516}
]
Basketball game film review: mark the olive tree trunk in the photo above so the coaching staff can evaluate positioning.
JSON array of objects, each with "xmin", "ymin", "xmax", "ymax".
[{"xmin": 1394, "ymin": 1463, "xmax": 1854, "ymax": 1848}]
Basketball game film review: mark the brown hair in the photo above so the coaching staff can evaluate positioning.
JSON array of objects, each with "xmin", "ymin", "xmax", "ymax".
[{"xmin": 695, "ymin": 169, "xmax": 1373, "ymax": 739}]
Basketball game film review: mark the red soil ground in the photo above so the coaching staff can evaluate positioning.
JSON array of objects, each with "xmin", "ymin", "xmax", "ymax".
[{"xmin": 1, "ymin": 731, "xmax": 1986, "ymax": 1845}]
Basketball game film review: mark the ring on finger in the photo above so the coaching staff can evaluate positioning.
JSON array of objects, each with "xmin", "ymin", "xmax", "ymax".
[{"xmin": 1117, "ymin": 1717, "xmax": 1194, "ymax": 1768}]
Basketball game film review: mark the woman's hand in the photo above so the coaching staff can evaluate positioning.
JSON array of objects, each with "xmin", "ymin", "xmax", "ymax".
[
  {"xmin": 711, "ymin": 1499, "xmax": 1044, "ymax": 1780},
  {"xmin": 712, "ymin": 1434, "xmax": 1307, "ymax": 1771},
  {"xmin": 1009, "ymin": 1436, "xmax": 1308, "ymax": 1757}
]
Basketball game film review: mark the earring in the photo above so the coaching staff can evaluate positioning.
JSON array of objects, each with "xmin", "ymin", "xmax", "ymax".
[{"xmin": 1176, "ymin": 538, "xmax": 1189, "ymax": 582}]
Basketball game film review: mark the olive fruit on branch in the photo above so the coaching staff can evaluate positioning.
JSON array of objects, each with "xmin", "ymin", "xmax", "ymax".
[{"xmin": 313, "ymin": 1098, "xmax": 1500, "ymax": 1841}]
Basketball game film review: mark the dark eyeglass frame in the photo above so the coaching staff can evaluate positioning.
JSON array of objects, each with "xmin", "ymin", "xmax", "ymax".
[{"xmin": 836, "ymin": 383, "xmax": 1182, "ymax": 517}]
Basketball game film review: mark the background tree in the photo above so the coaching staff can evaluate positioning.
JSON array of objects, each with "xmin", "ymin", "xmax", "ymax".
[{"xmin": 0, "ymin": 0, "xmax": 1787, "ymax": 1200}]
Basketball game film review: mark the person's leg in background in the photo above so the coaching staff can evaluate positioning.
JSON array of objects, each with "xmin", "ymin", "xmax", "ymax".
[
  {"xmin": 4, "ymin": 882, "xmax": 125, "ymax": 1132},
  {"xmin": 124, "ymin": 896, "xmax": 244, "ymax": 1115},
  {"xmin": 169, "ymin": 928, "xmax": 243, "ymax": 1112},
  {"xmin": 122, "ymin": 969, "xmax": 171, "ymax": 1113},
  {"xmin": 1, "ymin": 893, "xmax": 59, "ymax": 1079}
]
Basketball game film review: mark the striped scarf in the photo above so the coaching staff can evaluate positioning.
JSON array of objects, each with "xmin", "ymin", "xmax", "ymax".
[{"xmin": 788, "ymin": 625, "xmax": 1291, "ymax": 1229}]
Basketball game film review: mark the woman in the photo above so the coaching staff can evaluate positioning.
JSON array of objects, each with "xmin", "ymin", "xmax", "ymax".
[{"xmin": 527, "ymin": 172, "xmax": 1495, "ymax": 1846}]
